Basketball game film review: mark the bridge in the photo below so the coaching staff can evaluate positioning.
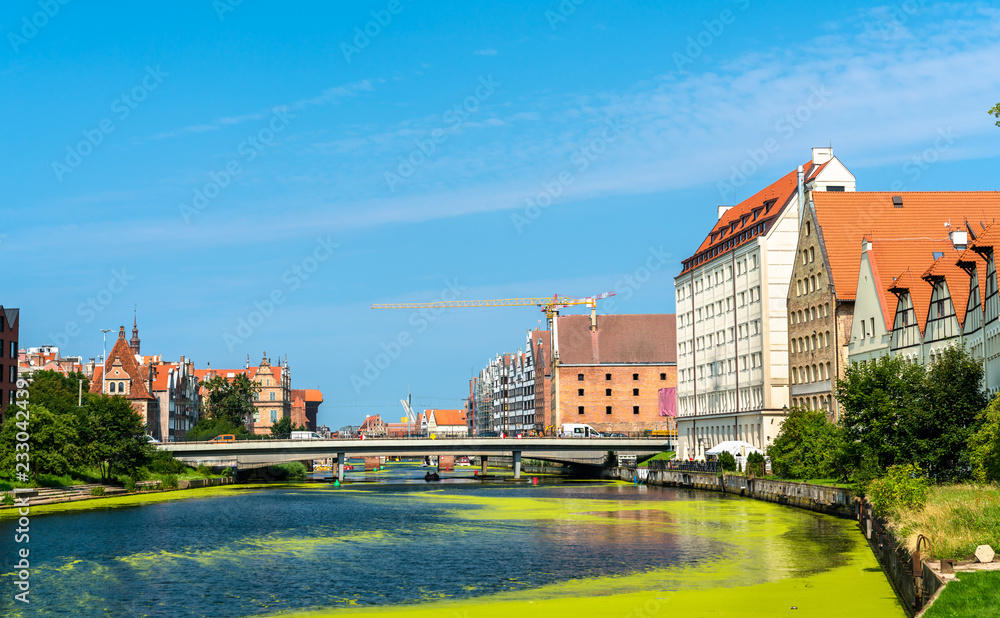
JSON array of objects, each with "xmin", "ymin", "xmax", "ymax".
[{"xmin": 160, "ymin": 437, "xmax": 673, "ymax": 481}]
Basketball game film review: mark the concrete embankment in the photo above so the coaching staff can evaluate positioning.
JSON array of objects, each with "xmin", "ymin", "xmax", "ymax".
[{"xmin": 608, "ymin": 466, "xmax": 857, "ymax": 518}]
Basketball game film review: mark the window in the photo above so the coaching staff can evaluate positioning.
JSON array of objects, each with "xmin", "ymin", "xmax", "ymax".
[
  {"xmin": 809, "ymin": 247, "xmax": 815, "ymax": 263},
  {"xmin": 119, "ymin": 382, "xmax": 124, "ymax": 392},
  {"xmin": 605, "ymin": 388, "xmax": 612, "ymax": 396},
  {"xmin": 801, "ymin": 250, "xmax": 808, "ymax": 265},
  {"xmin": 109, "ymin": 382, "xmax": 116, "ymax": 393},
  {"xmin": 605, "ymin": 373, "xmax": 612, "ymax": 381},
  {"xmin": 660, "ymin": 373, "xmax": 666, "ymax": 380},
  {"xmin": 578, "ymin": 388, "xmax": 584, "ymax": 396},
  {"xmin": 606, "ymin": 406, "xmax": 612, "ymax": 415},
  {"xmin": 578, "ymin": 373, "xmax": 584, "ymax": 381},
  {"xmin": 578, "ymin": 406, "xmax": 585, "ymax": 414},
  {"xmin": 633, "ymin": 388, "xmax": 639, "ymax": 396},
  {"xmin": 270, "ymin": 392, "xmax": 276, "ymax": 401},
  {"xmin": 806, "ymin": 221, "xmax": 811, "ymax": 235},
  {"xmin": 633, "ymin": 406, "xmax": 640, "ymax": 415},
  {"xmin": 271, "ymin": 410, "xmax": 278, "ymax": 423},
  {"xmin": 870, "ymin": 317, "xmax": 875, "ymax": 336}
]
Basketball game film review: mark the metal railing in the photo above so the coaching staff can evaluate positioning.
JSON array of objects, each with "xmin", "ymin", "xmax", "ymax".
[{"xmin": 648, "ymin": 459, "xmax": 719, "ymax": 473}]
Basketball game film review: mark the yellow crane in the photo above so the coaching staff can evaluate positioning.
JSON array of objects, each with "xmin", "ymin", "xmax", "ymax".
[{"xmin": 371, "ymin": 291, "xmax": 615, "ymax": 320}]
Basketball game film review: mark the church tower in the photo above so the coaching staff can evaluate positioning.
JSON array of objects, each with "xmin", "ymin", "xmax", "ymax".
[{"xmin": 130, "ymin": 312, "xmax": 141, "ymax": 355}]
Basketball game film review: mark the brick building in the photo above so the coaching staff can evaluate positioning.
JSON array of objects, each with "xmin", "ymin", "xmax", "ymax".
[
  {"xmin": 0, "ymin": 306, "xmax": 19, "ymax": 418},
  {"xmin": 290, "ymin": 388, "xmax": 323, "ymax": 431},
  {"xmin": 551, "ymin": 313, "xmax": 676, "ymax": 434},
  {"xmin": 90, "ymin": 325, "xmax": 160, "ymax": 432},
  {"xmin": 195, "ymin": 353, "xmax": 291, "ymax": 435},
  {"xmin": 791, "ymin": 191, "xmax": 1000, "ymax": 418}
]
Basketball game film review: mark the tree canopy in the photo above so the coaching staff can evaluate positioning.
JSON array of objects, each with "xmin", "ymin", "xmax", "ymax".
[
  {"xmin": 991, "ymin": 102, "xmax": 1000, "ymax": 127},
  {"xmin": 86, "ymin": 395, "xmax": 155, "ymax": 481},
  {"xmin": 200, "ymin": 374, "xmax": 260, "ymax": 430},
  {"xmin": 766, "ymin": 408, "xmax": 843, "ymax": 480}
]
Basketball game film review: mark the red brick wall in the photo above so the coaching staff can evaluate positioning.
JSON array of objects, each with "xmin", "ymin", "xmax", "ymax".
[{"xmin": 557, "ymin": 365, "xmax": 676, "ymax": 432}]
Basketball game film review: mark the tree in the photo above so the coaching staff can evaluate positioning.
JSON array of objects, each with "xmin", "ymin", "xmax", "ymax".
[
  {"xmin": 20, "ymin": 370, "xmax": 89, "ymax": 418},
  {"xmin": 969, "ymin": 396, "xmax": 1000, "ymax": 483},
  {"xmin": 200, "ymin": 374, "xmax": 260, "ymax": 430},
  {"xmin": 904, "ymin": 346, "xmax": 987, "ymax": 481},
  {"xmin": 187, "ymin": 417, "xmax": 245, "ymax": 441},
  {"xmin": 766, "ymin": 407, "xmax": 843, "ymax": 480},
  {"xmin": 836, "ymin": 354, "xmax": 926, "ymax": 485},
  {"xmin": 270, "ymin": 415, "xmax": 293, "ymax": 437},
  {"xmin": 718, "ymin": 450, "xmax": 737, "ymax": 472},
  {"xmin": 991, "ymin": 102, "xmax": 1000, "ymax": 127},
  {"xmin": 0, "ymin": 404, "xmax": 81, "ymax": 478},
  {"xmin": 87, "ymin": 395, "xmax": 154, "ymax": 481}
]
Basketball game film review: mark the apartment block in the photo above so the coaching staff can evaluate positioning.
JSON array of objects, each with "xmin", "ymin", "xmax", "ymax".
[
  {"xmin": 675, "ymin": 148, "xmax": 854, "ymax": 460},
  {"xmin": 0, "ymin": 306, "xmax": 19, "ymax": 418}
]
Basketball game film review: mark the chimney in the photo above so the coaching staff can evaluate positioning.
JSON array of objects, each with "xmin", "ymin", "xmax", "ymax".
[
  {"xmin": 796, "ymin": 165, "xmax": 805, "ymax": 223},
  {"xmin": 811, "ymin": 147, "xmax": 833, "ymax": 166},
  {"xmin": 949, "ymin": 226, "xmax": 968, "ymax": 250}
]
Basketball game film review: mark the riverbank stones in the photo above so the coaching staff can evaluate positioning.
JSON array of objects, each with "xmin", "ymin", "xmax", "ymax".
[{"xmin": 975, "ymin": 544, "xmax": 995, "ymax": 564}]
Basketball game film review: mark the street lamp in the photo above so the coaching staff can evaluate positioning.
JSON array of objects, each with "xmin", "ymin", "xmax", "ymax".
[{"xmin": 100, "ymin": 328, "xmax": 111, "ymax": 394}]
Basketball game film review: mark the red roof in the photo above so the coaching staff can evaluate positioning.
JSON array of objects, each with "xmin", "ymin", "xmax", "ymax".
[
  {"xmin": 812, "ymin": 191, "xmax": 1000, "ymax": 301},
  {"xmin": 557, "ymin": 314, "xmax": 676, "ymax": 364},
  {"xmin": 680, "ymin": 162, "xmax": 818, "ymax": 275},
  {"xmin": 870, "ymin": 239, "xmax": 955, "ymax": 335},
  {"xmin": 89, "ymin": 326, "xmax": 154, "ymax": 399},
  {"xmin": 429, "ymin": 409, "xmax": 467, "ymax": 426}
]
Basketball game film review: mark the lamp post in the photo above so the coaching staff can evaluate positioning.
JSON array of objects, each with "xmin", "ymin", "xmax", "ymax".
[{"xmin": 100, "ymin": 328, "xmax": 111, "ymax": 394}]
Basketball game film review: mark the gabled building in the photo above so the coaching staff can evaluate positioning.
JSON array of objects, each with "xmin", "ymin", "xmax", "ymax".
[
  {"xmin": 18, "ymin": 346, "xmax": 83, "ymax": 378},
  {"xmin": 551, "ymin": 313, "xmax": 676, "ymax": 435},
  {"xmin": 149, "ymin": 356, "xmax": 200, "ymax": 442},
  {"xmin": 426, "ymin": 409, "xmax": 468, "ymax": 437},
  {"xmin": 359, "ymin": 414, "xmax": 387, "ymax": 438},
  {"xmin": 291, "ymin": 388, "xmax": 323, "ymax": 431},
  {"xmin": 195, "ymin": 353, "xmax": 291, "ymax": 435},
  {"xmin": 793, "ymin": 191, "xmax": 1000, "ymax": 418},
  {"xmin": 90, "ymin": 325, "xmax": 160, "ymax": 434},
  {"xmin": 675, "ymin": 148, "xmax": 854, "ymax": 460}
]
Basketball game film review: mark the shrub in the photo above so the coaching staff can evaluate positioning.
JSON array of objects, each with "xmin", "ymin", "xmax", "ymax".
[
  {"xmin": 866, "ymin": 463, "xmax": 930, "ymax": 519},
  {"xmin": 0, "ymin": 481, "xmax": 14, "ymax": 492},
  {"xmin": 164, "ymin": 475, "xmax": 179, "ymax": 489},
  {"xmin": 718, "ymin": 451, "xmax": 737, "ymax": 472},
  {"xmin": 2, "ymin": 493, "xmax": 14, "ymax": 505},
  {"xmin": 196, "ymin": 464, "xmax": 213, "ymax": 477},
  {"xmin": 149, "ymin": 450, "xmax": 189, "ymax": 475},
  {"xmin": 262, "ymin": 462, "xmax": 307, "ymax": 481},
  {"xmin": 90, "ymin": 486, "xmax": 105, "ymax": 496},
  {"xmin": 969, "ymin": 397, "xmax": 1000, "ymax": 483},
  {"xmin": 746, "ymin": 452, "xmax": 765, "ymax": 477},
  {"xmin": 122, "ymin": 476, "xmax": 137, "ymax": 492}
]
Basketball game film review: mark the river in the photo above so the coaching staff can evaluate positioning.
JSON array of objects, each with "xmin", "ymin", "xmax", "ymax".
[{"xmin": 0, "ymin": 462, "xmax": 905, "ymax": 617}]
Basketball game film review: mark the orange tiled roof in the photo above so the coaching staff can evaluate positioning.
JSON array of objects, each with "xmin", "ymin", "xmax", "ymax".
[
  {"xmin": 872, "ymin": 239, "xmax": 955, "ymax": 335},
  {"xmin": 557, "ymin": 314, "xmax": 676, "ymax": 364},
  {"xmin": 921, "ymin": 248, "xmax": 974, "ymax": 328},
  {"xmin": 303, "ymin": 389, "xmax": 323, "ymax": 402},
  {"xmin": 89, "ymin": 326, "xmax": 154, "ymax": 399},
  {"xmin": 812, "ymin": 191, "xmax": 1000, "ymax": 301},
  {"xmin": 429, "ymin": 409, "xmax": 467, "ymax": 427},
  {"xmin": 680, "ymin": 162, "xmax": 816, "ymax": 274}
]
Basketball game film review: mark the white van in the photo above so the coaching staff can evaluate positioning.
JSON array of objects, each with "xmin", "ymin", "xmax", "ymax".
[
  {"xmin": 559, "ymin": 423, "xmax": 603, "ymax": 438},
  {"xmin": 290, "ymin": 431, "xmax": 322, "ymax": 440}
]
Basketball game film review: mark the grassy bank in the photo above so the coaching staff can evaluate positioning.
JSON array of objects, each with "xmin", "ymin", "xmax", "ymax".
[
  {"xmin": 922, "ymin": 571, "xmax": 1000, "ymax": 618},
  {"xmin": 893, "ymin": 484, "xmax": 1000, "ymax": 560}
]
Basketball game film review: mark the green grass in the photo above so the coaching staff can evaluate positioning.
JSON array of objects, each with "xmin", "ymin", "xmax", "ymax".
[
  {"xmin": 637, "ymin": 451, "xmax": 675, "ymax": 467},
  {"xmin": 922, "ymin": 571, "xmax": 1000, "ymax": 618},
  {"xmin": 892, "ymin": 484, "xmax": 1000, "ymax": 560}
]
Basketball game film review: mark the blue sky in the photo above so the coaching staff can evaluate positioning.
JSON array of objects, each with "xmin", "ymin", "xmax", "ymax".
[{"xmin": 4, "ymin": 1, "xmax": 999, "ymax": 429}]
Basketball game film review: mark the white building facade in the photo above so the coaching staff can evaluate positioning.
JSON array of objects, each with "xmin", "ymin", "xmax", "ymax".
[{"xmin": 675, "ymin": 148, "xmax": 853, "ymax": 460}]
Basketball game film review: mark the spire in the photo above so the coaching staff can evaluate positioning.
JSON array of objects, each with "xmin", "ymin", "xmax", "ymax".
[{"xmin": 129, "ymin": 310, "xmax": 141, "ymax": 354}]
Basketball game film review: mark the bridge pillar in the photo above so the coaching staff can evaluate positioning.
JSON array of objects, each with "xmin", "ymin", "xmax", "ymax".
[
  {"xmin": 437, "ymin": 455, "xmax": 454, "ymax": 472},
  {"xmin": 480, "ymin": 456, "xmax": 488, "ymax": 476},
  {"xmin": 513, "ymin": 451, "xmax": 521, "ymax": 479},
  {"xmin": 337, "ymin": 452, "xmax": 345, "ymax": 483}
]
